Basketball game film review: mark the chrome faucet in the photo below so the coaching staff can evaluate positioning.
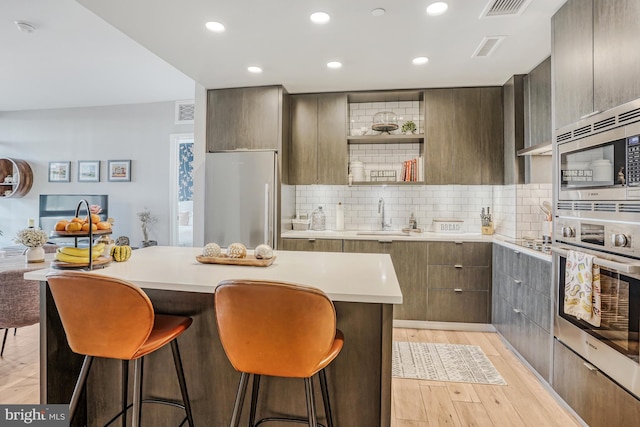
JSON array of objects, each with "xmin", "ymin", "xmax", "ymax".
[{"xmin": 378, "ymin": 198, "xmax": 391, "ymax": 230}]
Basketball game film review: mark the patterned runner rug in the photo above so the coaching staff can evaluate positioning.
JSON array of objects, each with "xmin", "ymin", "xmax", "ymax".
[{"xmin": 392, "ymin": 342, "xmax": 506, "ymax": 385}]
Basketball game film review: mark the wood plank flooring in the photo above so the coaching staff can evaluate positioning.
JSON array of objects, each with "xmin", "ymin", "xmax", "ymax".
[{"xmin": 0, "ymin": 325, "xmax": 582, "ymax": 426}]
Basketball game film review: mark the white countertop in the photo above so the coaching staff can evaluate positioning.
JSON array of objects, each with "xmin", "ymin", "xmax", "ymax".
[
  {"xmin": 282, "ymin": 230, "xmax": 495, "ymax": 242},
  {"xmin": 492, "ymin": 236, "xmax": 552, "ymax": 262},
  {"xmin": 24, "ymin": 246, "xmax": 402, "ymax": 305}
]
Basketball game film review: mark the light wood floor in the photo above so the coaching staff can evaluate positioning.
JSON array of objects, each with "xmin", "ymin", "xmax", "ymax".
[{"xmin": 0, "ymin": 325, "xmax": 582, "ymax": 426}]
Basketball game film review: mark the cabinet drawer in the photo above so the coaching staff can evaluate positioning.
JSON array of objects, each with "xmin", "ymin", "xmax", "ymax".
[
  {"xmin": 427, "ymin": 265, "xmax": 490, "ymax": 291},
  {"xmin": 494, "ymin": 244, "xmax": 529, "ymax": 279},
  {"xmin": 428, "ymin": 242, "xmax": 491, "ymax": 266},
  {"xmin": 528, "ymin": 255, "xmax": 552, "ymax": 296},
  {"xmin": 553, "ymin": 340, "xmax": 640, "ymax": 426},
  {"xmin": 280, "ymin": 238, "xmax": 342, "ymax": 252},
  {"xmin": 427, "ymin": 290, "xmax": 489, "ymax": 323}
]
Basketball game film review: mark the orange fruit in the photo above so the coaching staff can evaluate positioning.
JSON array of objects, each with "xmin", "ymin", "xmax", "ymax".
[
  {"xmin": 96, "ymin": 221, "xmax": 112, "ymax": 230},
  {"xmin": 65, "ymin": 222, "xmax": 82, "ymax": 232},
  {"xmin": 84, "ymin": 214, "xmax": 101, "ymax": 224},
  {"xmin": 55, "ymin": 220, "xmax": 69, "ymax": 231},
  {"xmin": 81, "ymin": 223, "xmax": 98, "ymax": 232},
  {"xmin": 71, "ymin": 217, "xmax": 84, "ymax": 224}
]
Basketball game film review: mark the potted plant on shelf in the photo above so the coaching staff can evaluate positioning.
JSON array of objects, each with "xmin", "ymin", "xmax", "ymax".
[
  {"xmin": 401, "ymin": 120, "xmax": 417, "ymax": 134},
  {"xmin": 137, "ymin": 208, "xmax": 158, "ymax": 248}
]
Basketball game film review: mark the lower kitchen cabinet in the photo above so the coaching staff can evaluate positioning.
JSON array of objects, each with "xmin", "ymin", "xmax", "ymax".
[
  {"xmin": 344, "ymin": 239, "xmax": 429, "ymax": 321},
  {"xmin": 280, "ymin": 238, "xmax": 342, "ymax": 252},
  {"xmin": 427, "ymin": 242, "xmax": 492, "ymax": 323},
  {"xmin": 553, "ymin": 340, "xmax": 640, "ymax": 426},
  {"xmin": 492, "ymin": 243, "xmax": 552, "ymax": 380}
]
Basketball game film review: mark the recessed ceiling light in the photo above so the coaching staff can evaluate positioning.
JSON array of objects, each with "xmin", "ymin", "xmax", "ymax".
[
  {"xmin": 371, "ymin": 8, "xmax": 386, "ymax": 17},
  {"xmin": 14, "ymin": 21, "xmax": 37, "ymax": 33},
  {"xmin": 310, "ymin": 12, "xmax": 330, "ymax": 24},
  {"xmin": 248, "ymin": 66, "xmax": 263, "ymax": 74},
  {"xmin": 412, "ymin": 56, "xmax": 429, "ymax": 65},
  {"xmin": 327, "ymin": 61, "xmax": 342, "ymax": 69},
  {"xmin": 205, "ymin": 21, "xmax": 225, "ymax": 33},
  {"xmin": 426, "ymin": 2, "xmax": 449, "ymax": 16}
]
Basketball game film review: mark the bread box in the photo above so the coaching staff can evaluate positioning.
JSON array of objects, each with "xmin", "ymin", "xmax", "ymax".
[{"xmin": 432, "ymin": 218, "xmax": 464, "ymax": 233}]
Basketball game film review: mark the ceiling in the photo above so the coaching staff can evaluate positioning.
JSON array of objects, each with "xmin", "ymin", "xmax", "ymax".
[{"xmin": 2, "ymin": 0, "xmax": 566, "ymax": 112}]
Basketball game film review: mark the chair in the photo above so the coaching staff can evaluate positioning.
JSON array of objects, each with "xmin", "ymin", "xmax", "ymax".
[
  {"xmin": 45, "ymin": 271, "xmax": 195, "ymax": 427},
  {"xmin": 0, "ymin": 268, "xmax": 40, "ymax": 357},
  {"xmin": 214, "ymin": 279, "xmax": 344, "ymax": 427}
]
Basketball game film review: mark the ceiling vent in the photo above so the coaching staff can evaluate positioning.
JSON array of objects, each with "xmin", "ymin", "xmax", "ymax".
[
  {"xmin": 472, "ymin": 36, "xmax": 506, "ymax": 58},
  {"xmin": 480, "ymin": 0, "xmax": 533, "ymax": 18},
  {"xmin": 175, "ymin": 100, "xmax": 195, "ymax": 124}
]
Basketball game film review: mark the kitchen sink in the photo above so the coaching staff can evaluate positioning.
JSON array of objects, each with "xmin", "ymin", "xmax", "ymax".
[{"xmin": 356, "ymin": 231, "xmax": 410, "ymax": 236}]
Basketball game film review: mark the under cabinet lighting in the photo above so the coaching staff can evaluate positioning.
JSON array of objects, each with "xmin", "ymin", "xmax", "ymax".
[{"xmin": 205, "ymin": 21, "xmax": 225, "ymax": 33}]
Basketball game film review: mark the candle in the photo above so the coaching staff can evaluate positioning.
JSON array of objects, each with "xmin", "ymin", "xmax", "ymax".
[{"xmin": 28, "ymin": 218, "xmax": 34, "ymax": 228}]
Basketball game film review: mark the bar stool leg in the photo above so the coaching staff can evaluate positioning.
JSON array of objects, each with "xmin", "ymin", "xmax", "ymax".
[
  {"xmin": 122, "ymin": 360, "xmax": 129, "ymax": 427},
  {"xmin": 70, "ymin": 355, "xmax": 94, "ymax": 422},
  {"xmin": 304, "ymin": 377, "xmax": 318, "ymax": 427},
  {"xmin": 170, "ymin": 340, "xmax": 195, "ymax": 427},
  {"xmin": 318, "ymin": 369, "xmax": 334, "ymax": 427},
  {"xmin": 132, "ymin": 357, "xmax": 144, "ymax": 427},
  {"xmin": 230, "ymin": 372, "xmax": 249, "ymax": 427},
  {"xmin": 1, "ymin": 328, "xmax": 8, "ymax": 357},
  {"xmin": 248, "ymin": 374, "xmax": 261, "ymax": 426}
]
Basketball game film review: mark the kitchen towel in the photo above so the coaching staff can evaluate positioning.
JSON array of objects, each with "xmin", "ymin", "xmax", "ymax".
[
  {"xmin": 564, "ymin": 250, "xmax": 601, "ymax": 327},
  {"xmin": 335, "ymin": 202, "xmax": 344, "ymax": 231}
]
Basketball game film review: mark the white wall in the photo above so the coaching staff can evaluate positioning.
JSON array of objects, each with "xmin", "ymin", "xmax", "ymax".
[{"xmin": 0, "ymin": 102, "xmax": 193, "ymax": 247}]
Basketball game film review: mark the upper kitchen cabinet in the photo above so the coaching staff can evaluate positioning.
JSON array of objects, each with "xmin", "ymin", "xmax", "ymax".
[
  {"xmin": 206, "ymin": 86, "xmax": 286, "ymax": 152},
  {"xmin": 503, "ymin": 75, "xmax": 525, "ymax": 185},
  {"xmin": 425, "ymin": 87, "xmax": 503, "ymax": 185},
  {"xmin": 525, "ymin": 57, "xmax": 552, "ymax": 149},
  {"xmin": 0, "ymin": 158, "xmax": 33, "ymax": 198},
  {"xmin": 553, "ymin": 0, "xmax": 640, "ymax": 129},
  {"xmin": 289, "ymin": 93, "xmax": 347, "ymax": 185}
]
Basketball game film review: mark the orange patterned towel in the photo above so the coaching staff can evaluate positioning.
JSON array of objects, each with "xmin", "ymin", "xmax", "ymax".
[{"xmin": 564, "ymin": 250, "xmax": 601, "ymax": 327}]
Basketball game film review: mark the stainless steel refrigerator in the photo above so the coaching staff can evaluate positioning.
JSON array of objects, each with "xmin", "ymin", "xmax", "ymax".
[{"xmin": 204, "ymin": 150, "xmax": 278, "ymax": 249}]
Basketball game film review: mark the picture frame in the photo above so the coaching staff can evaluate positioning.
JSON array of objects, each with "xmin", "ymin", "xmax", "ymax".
[
  {"xmin": 108, "ymin": 160, "xmax": 131, "ymax": 182},
  {"xmin": 78, "ymin": 160, "xmax": 100, "ymax": 182},
  {"xmin": 48, "ymin": 161, "xmax": 71, "ymax": 182}
]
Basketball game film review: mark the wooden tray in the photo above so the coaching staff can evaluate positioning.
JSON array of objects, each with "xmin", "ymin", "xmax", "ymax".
[
  {"xmin": 51, "ymin": 229, "xmax": 112, "ymax": 237},
  {"xmin": 51, "ymin": 255, "xmax": 112, "ymax": 270},
  {"xmin": 196, "ymin": 254, "xmax": 276, "ymax": 267}
]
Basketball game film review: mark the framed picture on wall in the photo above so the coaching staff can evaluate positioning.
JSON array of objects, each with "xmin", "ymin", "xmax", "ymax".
[
  {"xmin": 48, "ymin": 161, "xmax": 71, "ymax": 182},
  {"xmin": 108, "ymin": 160, "xmax": 131, "ymax": 182},
  {"xmin": 78, "ymin": 160, "xmax": 100, "ymax": 182}
]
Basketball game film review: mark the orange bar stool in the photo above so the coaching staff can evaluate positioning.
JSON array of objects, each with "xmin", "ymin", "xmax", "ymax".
[
  {"xmin": 214, "ymin": 279, "xmax": 344, "ymax": 427},
  {"xmin": 46, "ymin": 271, "xmax": 195, "ymax": 427}
]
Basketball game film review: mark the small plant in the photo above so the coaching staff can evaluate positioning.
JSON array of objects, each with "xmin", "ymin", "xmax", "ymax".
[
  {"xmin": 401, "ymin": 120, "xmax": 417, "ymax": 134},
  {"xmin": 14, "ymin": 228, "xmax": 48, "ymax": 247},
  {"xmin": 137, "ymin": 208, "xmax": 158, "ymax": 242}
]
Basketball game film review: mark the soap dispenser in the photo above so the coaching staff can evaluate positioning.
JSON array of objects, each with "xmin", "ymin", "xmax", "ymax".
[{"xmin": 409, "ymin": 213, "xmax": 417, "ymax": 229}]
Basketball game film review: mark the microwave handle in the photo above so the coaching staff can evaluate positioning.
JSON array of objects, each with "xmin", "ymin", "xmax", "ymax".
[{"xmin": 553, "ymin": 246, "xmax": 640, "ymax": 274}]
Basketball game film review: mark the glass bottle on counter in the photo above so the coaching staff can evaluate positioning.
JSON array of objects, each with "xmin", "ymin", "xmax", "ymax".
[{"xmin": 311, "ymin": 206, "xmax": 326, "ymax": 231}]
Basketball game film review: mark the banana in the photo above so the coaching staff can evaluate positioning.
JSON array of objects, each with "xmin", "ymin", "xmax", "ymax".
[
  {"xmin": 59, "ymin": 243, "xmax": 105, "ymax": 257},
  {"xmin": 55, "ymin": 252, "xmax": 94, "ymax": 264}
]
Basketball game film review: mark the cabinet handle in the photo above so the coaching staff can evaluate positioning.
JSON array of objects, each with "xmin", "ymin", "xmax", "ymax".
[
  {"xmin": 513, "ymin": 308, "xmax": 522, "ymax": 314},
  {"xmin": 514, "ymin": 279, "xmax": 522, "ymax": 285},
  {"xmin": 308, "ymin": 238, "xmax": 316, "ymax": 242},
  {"xmin": 580, "ymin": 110, "xmax": 601, "ymax": 120},
  {"xmin": 513, "ymin": 250, "xmax": 520, "ymax": 255},
  {"xmin": 583, "ymin": 362, "xmax": 599, "ymax": 372},
  {"xmin": 454, "ymin": 288, "xmax": 463, "ymax": 293},
  {"xmin": 454, "ymin": 264, "xmax": 463, "ymax": 269},
  {"xmin": 454, "ymin": 241, "xmax": 463, "ymax": 245}
]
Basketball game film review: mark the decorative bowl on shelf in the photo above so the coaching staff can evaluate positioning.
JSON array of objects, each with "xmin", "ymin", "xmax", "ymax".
[{"xmin": 371, "ymin": 111, "xmax": 399, "ymax": 134}]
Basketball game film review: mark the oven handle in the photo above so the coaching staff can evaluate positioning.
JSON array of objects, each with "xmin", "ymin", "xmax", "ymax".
[{"xmin": 553, "ymin": 246, "xmax": 640, "ymax": 274}]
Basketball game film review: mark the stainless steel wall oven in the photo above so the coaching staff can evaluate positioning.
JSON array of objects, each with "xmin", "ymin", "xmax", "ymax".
[{"xmin": 554, "ymin": 99, "xmax": 640, "ymax": 400}]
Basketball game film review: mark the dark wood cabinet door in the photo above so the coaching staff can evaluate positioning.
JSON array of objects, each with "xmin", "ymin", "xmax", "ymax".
[
  {"xmin": 425, "ymin": 89, "xmax": 456, "ymax": 184},
  {"xmin": 480, "ymin": 87, "xmax": 504, "ymax": 185},
  {"xmin": 552, "ymin": 0, "xmax": 594, "ymax": 129},
  {"xmin": 593, "ymin": 0, "xmax": 640, "ymax": 112},
  {"xmin": 427, "ymin": 290, "xmax": 489, "ymax": 323},
  {"xmin": 290, "ymin": 94, "xmax": 318, "ymax": 184},
  {"xmin": 527, "ymin": 57, "xmax": 552, "ymax": 148},
  {"xmin": 453, "ymin": 88, "xmax": 483, "ymax": 185},
  {"xmin": 317, "ymin": 93, "xmax": 348, "ymax": 185},
  {"xmin": 280, "ymin": 238, "xmax": 342, "ymax": 252},
  {"xmin": 343, "ymin": 239, "xmax": 388, "ymax": 254},
  {"xmin": 387, "ymin": 241, "xmax": 429, "ymax": 321},
  {"xmin": 428, "ymin": 242, "xmax": 491, "ymax": 267},
  {"xmin": 206, "ymin": 86, "xmax": 281, "ymax": 151}
]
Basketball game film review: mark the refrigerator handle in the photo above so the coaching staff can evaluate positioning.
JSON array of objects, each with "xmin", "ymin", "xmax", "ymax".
[{"xmin": 264, "ymin": 183, "xmax": 270, "ymax": 246}]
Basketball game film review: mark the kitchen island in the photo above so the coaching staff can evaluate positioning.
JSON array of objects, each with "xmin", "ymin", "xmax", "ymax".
[{"xmin": 26, "ymin": 246, "xmax": 402, "ymax": 427}]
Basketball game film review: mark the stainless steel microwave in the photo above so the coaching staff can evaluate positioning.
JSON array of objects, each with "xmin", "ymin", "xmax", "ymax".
[{"xmin": 558, "ymin": 120, "xmax": 640, "ymax": 201}]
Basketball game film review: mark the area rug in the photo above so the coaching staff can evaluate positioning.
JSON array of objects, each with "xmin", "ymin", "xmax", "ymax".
[{"xmin": 392, "ymin": 342, "xmax": 506, "ymax": 385}]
